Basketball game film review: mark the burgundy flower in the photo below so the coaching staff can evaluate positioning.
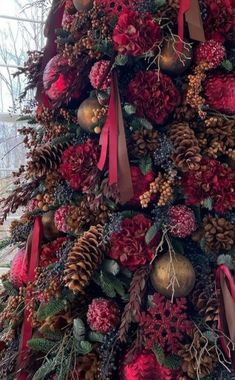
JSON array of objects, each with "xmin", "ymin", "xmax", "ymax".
[
  {"xmin": 59, "ymin": 139, "xmax": 100, "ymax": 192},
  {"xmin": 109, "ymin": 214, "xmax": 159, "ymax": 271},
  {"xmin": 205, "ymin": 73, "xmax": 235, "ymax": 115},
  {"xmin": 204, "ymin": 0, "xmax": 234, "ymax": 41},
  {"xmin": 113, "ymin": 9, "xmax": 161, "ymax": 56},
  {"xmin": 128, "ymin": 166, "xmax": 155, "ymax": 207},
  {"xmin": 87, "ymin": 298, "xmax": 120, "ymax": 333},
  {"xmin": 181, "ymin": 158, "xmax": 235, "ymax": 213},
  {"xmin": 127, "ymin": 71, "xmax": 180, "ymax": 125}
]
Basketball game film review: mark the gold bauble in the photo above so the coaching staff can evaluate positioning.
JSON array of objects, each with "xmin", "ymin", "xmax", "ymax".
[
  {"xmin": 150, "ymin": 252, "xmax": 196, "ymax": 298},
  {"xmin": 159, "ymin": 37, "xmax": 193, "ymax": 76},
  {"xmin": 73, "ymin": 0, "xmax": 93, "ymax": 11},
  {"xmin": 77, "ymin": 98, "xmax": 102, "ymax": 132},
  {"xmin": 42, "ymin": 211, "xmax": 61, "ymax": 241}
]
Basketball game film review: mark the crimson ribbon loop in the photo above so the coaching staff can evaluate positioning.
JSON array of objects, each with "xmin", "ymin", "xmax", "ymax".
[
  {"xmin": 216, "ymin": 264, "xmax": 235, "ymax": 371},
  {"xmin": 17, "ymin": 217, "xmax": 43, "ymax": 380}
]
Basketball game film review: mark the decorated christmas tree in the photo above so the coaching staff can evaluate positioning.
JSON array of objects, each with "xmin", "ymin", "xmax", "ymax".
[{"xmin": 0, "ymin": 0, "xmax": 235, "ymax": 379}]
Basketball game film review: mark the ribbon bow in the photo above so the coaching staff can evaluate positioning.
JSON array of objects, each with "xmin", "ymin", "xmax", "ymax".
[{"xmin": 97, "ymin": 71, "xmax": 133, "ymax": 204}]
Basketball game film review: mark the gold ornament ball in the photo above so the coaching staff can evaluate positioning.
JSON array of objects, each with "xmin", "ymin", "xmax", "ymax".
[
  {"xmin": 73, "ymin": 0, "xmax": 93, "ymax": 11},
  {"xmin": 42, "ymin": 211, "xmax": 61, "ymax": 241},
  {"xmin": 159, "ymin": 37, "xmax": 193, "ymax": 76},
  {"xmin": 150, "ymin": 252, "xmax": 196, "ymax": 298},
  {"xmin": 77, "ymin": 97, "xmax": 102, "ymax": 132}
]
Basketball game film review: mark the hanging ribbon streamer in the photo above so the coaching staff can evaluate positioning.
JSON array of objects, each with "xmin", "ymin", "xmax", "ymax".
[
  {"xmin": 216, "ymin": 264, "xmax": 235, "ymax": 371},
  {"xmin": 97, "ymin": 71, "xmax": 133, "ymax": 204},
  {"xmin": 17, "ymin": 217, "xmax": 43, "ymax": 380},
  {"xmin": 178, "ymin": 0, "xmax": 205, "ymax": 51},
  {"xmin": 36, "ymin": 0, "xmax": 65, "ymax": 106}
]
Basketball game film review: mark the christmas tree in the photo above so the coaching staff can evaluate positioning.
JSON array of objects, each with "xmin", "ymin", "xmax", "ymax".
[{"xmin": 0, "ymin": 0, "xmax": 235, "ymax": 379}]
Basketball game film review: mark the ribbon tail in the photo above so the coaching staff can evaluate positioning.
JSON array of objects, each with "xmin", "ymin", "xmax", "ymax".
[
  {"xmin": 177, "ymin": 0, "xmax": 191, "ymax": 51},
  {"xmin": 17, "ymin": 217, "xmax": 43, "ymax": 380},
  {"xmin": 216, "ymin": 265, "xmax": 235, "ymax": 370},
  {"xmin": 185, "ymin": 0, "xmax": 205, "ymax": 42}
]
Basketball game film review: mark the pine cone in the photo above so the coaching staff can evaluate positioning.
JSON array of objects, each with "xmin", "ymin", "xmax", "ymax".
[
  {"xmin": 192, "ymin": 285, "xmax": 219, "ymax": 326},
  {"xmin": 202, "ymin": 215, "xmax": 235, "ymax": 254},
  {"xmin": 27, "ymin": 143, "xmax": 68, "ymax": 178},
  {"xmin": 39, "ymin": 311, "xmax": 73, "ymax": 333},
  {"xmin": 130, "ymin": 128, "xmax": 159, "ymax": 158},
  {"xmin": 174, "ymin": 103, "xmax": 197, "ymax": 122},
  {"xmin": 178, "ymin": 330, "xmax": 217, "ymax": 379},
  {"xmin": 64, "ymin": 225, "xmax": 105, "ymax": 293},
  {"xmin": 169, "ymin": 123, "xmax": 202, "ymax": 171},
  {"xmin": 66, "ymin": 195, "xmax": 110, "ymax": 233}
]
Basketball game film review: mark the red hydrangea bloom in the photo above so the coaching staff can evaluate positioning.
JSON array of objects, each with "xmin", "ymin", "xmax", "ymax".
[
  {"xmin": 113, "ymin": 9, "xmax": 161, "ymax": 56},
  {"xmin": 204, "ymin": 0, "xmax": 234, "ymax": 41},
  {"xmin": 127, "ymin": 71, "xmax": 180, "ymax": 125},
  {"xmin": 128, "ymin": 166, "xmax": 155, "ymax": 207},
  {"xmin": 39, "ymin": 237, "xmax": 68, "ymax": 267},
  {"xmin": 121, "ymin": 350, "xmax": 181, "ymax": 380},
  {"xmin": 139, "ymin": 293, "xmax": 192, "ymax": 354},
  {"xmin": 181, "ymin": 158, "xmax": 235, "ymax": 213},
  {"xmin": 168, "ymin": 205, "xmax": 197, "ymax": 239},
  {"xmin": 89, "ymin": 60, "xmax": 111, "ymax": 90},
  {"xmin": 109, "ymin": 214, "xmax": 159, "ymax": 271},
  {"xmin": 195, "ymin": 40, "xmax": 225, "ymax": 68},
  {"xmin": 87, "ymin": 298, "xmax": 120, "ymax": 333},
  {"xmin": 205, "ymin": 73, "xmax": 235, "ymax": 115},
  {"xmin": 59, "ymin": 139, "xmax": 100, "ymax": 192}
]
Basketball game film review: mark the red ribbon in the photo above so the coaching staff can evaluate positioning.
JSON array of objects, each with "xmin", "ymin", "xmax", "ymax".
[
  {"xmin": 216, "ymin": 264, "xmax": 235, "ymax": 371},
  {"xmin": 178, "ymin": 0, "xmax": 191, "ymax": 51},
  {"xmin": 17, "ymin": 217, "xmax": 43, "ymax": 380},
  {"xmin": 36, "ymin": 0, "xmax": 65, "ymax": 107},
  {"xmin": 97, "ymin": 71, "xmax": 133, "ymax": 204}
]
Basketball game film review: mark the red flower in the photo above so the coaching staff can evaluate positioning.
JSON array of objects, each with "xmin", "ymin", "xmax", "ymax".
[
  {"xmin": 181, "ymin": 158, "xmax": 235, "ymax": 213},
  {"xmin": 205, "ymin": 73, "xmax": 235, "ymax": 115},
  {"xmin": 127, "ymin": 71, "xmax": 180, "ymax": 125},
  {"xmin": 121, "ymin": 350, "xmax": 181, "ymax": 380},
  {"xmin": 59, "ymin": 139, "xmax": 100, "ymax": 192},
  {"xmin": 87, "ymin": 298, "xmax": 120, "ymax": 333},
  {"xmin": 113, "ymin": 9, "xmax": 161, "ymax": 56},
  {"xmin": 109, "ymin": 214, "xmax": 159, "ymax": 271},
  {"xmin": 128, "ymin": 166, "xmax": 155, "ymax": 207},
  {"xmin": 204, "ymin": 0, "xmax": 234, "ymax": 41},
  {"xmin": 139, "ymin": 293, "xmax": 192, "ymax": 354}
]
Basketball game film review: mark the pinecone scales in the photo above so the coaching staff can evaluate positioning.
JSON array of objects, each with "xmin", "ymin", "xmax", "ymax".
[
  {"xmin": 27, "ymin": 143, "xmax": 68, "ymax": 178},
  {"xmin": 192, "ymin": 286, "xmax": 219, "ymax": 326},
  {"xmin": 129, "ymin": 128, "xmax": 159, "ymax": 158},
  {"xmin": 64, "ymin": 225, "xmax": 105, "ymax": 293},
  {"xmin": 169, "ymin": 123, "xmax": 202, "ymax": 171},
  {"xmin": 202, "ymin": 215, "xmax": 235, "ymax": 254}
]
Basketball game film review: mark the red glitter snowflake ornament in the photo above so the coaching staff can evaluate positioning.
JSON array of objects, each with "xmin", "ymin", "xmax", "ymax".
[
  {"xmin": 140, "ymin": 293, "xmax": 192, "ymax": 354},
  {"xmin": 97, "ymin": 0, "xmax": 140, "ymax": 17}
]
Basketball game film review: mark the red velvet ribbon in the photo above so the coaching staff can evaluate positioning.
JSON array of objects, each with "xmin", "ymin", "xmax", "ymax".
[
  {"xmin": 17, "ymin": 217, "xmax": 43, "ymax": 380},
  {"xmin": 35, "ymin": 0, "xmax": 65, "ymax": 107},
  {"xmin": 97, "ymin": 71, "xmax": 133, "ymax": 204},
  {"xmin": 177, "ymin": 0, "xmax": 191, "ymax": 51},
  {"xmin": 216, "ymin": 264, "xmax": 235, "ymax": 371}
]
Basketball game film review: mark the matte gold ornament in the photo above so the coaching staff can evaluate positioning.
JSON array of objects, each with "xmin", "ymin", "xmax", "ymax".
[
  {"xmin": 73, "ymin": 0, "xmax": 93, "ymax": 11},
  {"xmin": 42, "ymin": 211, "xmax": 61, "ymax": 241},
  {"xmin": 150, "ymin": 252, "xmax": 196, "ymax": 298},
  {"xmin": 159, "ymin": 37, "xmax": 193, "ymax": 76},
  {"xmin": 77, "ymin": 97, "xmax": 102, "ymax": 132}
]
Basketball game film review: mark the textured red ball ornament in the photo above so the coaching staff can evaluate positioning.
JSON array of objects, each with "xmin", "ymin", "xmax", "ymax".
[
  {"xmin": 43, "ymin": 55, "xmax": 80, "ymax": 102},
  {"xmin": 168, "ymin": 205, "xmax": 196, "ymax": 238},
  {"xmin": 87, "ymin": 298, "xmax": 120, "ymax": 333},
  {"xmin": 121, "ymin": 350, "xmax": 180, "ymax": 380},
  {"xmin": 10, "ymin": 249, "xmax": 28, "ymax": 288},
  {"xmin": 205, "ymin": 73, "xmax": 235, "ymax": 115},
  {"xmin": 195, "ymin": 40, "xmax": 225, "ymax": 69},
  {"xmin": 72, "ymin": 0, "xmax": 93, "ymax": 11}
]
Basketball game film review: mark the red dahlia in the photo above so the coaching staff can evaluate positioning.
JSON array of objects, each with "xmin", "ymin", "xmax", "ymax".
[
  {"xmin": 59, "ymin": 139, "xmax": 100, "ymax": 192},
  {"xmin": 113, "ymin": 9, "xmax": 161, "ymax": 56},
  {"xmin": 205, "ymin": 73, "xmax": 235, "ymax": 115},
  {"xmin": 109, "ymin": 214, "xmax": 159, "ymax": 271},
  {"xmin": 127, "ymin": 71, "xmax": 180, "ymax": 125}
]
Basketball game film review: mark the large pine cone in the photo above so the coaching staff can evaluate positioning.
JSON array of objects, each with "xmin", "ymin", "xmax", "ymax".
[
  {"xmin": 64, "ymin": 225, "xmax": 105, "ymax": 293},
  {"xmin": 202, "ymin": 215, "xmax": 235, "ymax": 254},
  {"xmin": 66, "ymin": 195, "xmax": 110, "ymax": 234},
  {"xmin": 192, "ymin": 284, "xmax": 219, "ymax": 326},
  {"xmin": 130, "ymin": 128, "xmax": 159, "ymax": 158},
  {"xmin": 169, "ymin": 123, "xmax": 202, "ymax": 171},
  {"xmin": 27, "ymin": 143, "xmax": 68, "ymax": 178},
  {"xmin": 174, "ymin": 103, "xmax": 197, "ymax": 122},
  {"xmin": 178, "ymin": 330, "xmax": 217, "ymax": 379}
]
